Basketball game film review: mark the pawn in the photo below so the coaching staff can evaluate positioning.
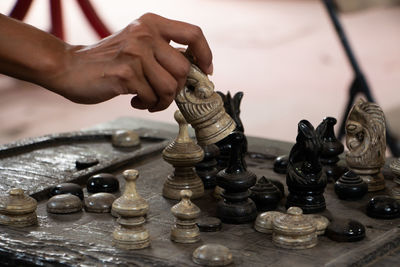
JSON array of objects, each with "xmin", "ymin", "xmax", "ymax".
[
  {"xmin": 195, "ymin": 144, "xmax": 220, "ymax": 189},
  {"xmin": 273, "ymin": 155, "xmax": 289, "ymax": 174},
  {"xmin": 112, "ymin": 169, "xmax": 150, "ymax": 250},
  {"xmin": 316, "ymin": 117, "xmax": 346, "ymax": 182},
  {"xmin": 334, "ymin": 171, "xmax": 368, "ymax": 200},
  {"xmin": 216, "ymin": 131, "xmax": 257, "ymax": 224},
  {"xmin": 162, "ymin": 110, "xmax": 204, "ymax": 200},
  {"xmin": 0, "ymin": 188, "xmax": 37, "ymax": 227},
  {"xmin": 171, "ymin": 190, "xmax": 201, "ymax": 243},
  {"xmin": 250, "ymin": 176, "xmax": 282, "ymax": 212}
]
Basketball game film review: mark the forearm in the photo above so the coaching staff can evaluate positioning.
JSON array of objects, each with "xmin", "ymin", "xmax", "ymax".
[{"xmin": 0, "ymin": 13, "xmax": 71, "ymax": 88}]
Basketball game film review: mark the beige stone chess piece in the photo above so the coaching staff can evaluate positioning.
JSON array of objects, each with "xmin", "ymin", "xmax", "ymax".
[
  {"xmin": 170, "ymin": 190, "xmax": 201, "ymax": 243},
  {"xmin": 272, "ymin": 207, "xmax": 318, "ymax": 249},
  {"xmin": 345, "ymin": 98, "xmax": 386, "ymax": 191},
  {"xmin": 112, "ymin": 169, "xmax": 150, "ymax": 249},
  {"xmin": 175, "ymin": 63, "xmax": 236, "ymax": 146},
  {"xmin": 390, "ymin": 159, "xmax": 400, "ymax": 199},
  {"xmin": 0, "ymin": 188, "xmax": 37, "ymax": 227},
  {"xmin": 162, "ymin": 110, "xmax": 204, "ymax": 200}
]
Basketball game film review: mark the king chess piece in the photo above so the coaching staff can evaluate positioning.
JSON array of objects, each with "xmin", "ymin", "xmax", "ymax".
[
  {"xmin": 175, "ymin": 61, "xmax": 236, "ymax": 146},
  {"xmin": 162, "ymin": 110, "xmax": 204, "ymax": 200},
  {"xmin": 195, "ymin": 144, "xmax": 220, "ymax": 189},
  {"xmin": 112, "ymin": 169, "xmax": 150, "ymax": 249},
  {"xmin": 216, "ymin": 131, "xmax": 257, "ymax": 224},
  {"xmin": 286, "ymin": 120, "xmax": 327, "ymax": 213},
  {"xmin": 316, "ymin": 117, "xmax": 346, "ymax": 182},
  {"xmin": 345, "ymin": 99, "xmax": 386, "ymax": 191}
]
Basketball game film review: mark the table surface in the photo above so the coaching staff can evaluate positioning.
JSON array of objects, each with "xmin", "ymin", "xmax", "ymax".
[{"xmin": 0, "ymin": 117, "xmax": 399, "ymax": 267}]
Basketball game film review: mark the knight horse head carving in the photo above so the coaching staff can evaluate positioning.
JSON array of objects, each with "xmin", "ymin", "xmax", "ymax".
[
  {"xmin": 175, "ymin": 61, "xmax": 236, "ymax": 146},
  {"xmin": 345, "ymin": 98, "xmax": 386, "ymax": 174}
]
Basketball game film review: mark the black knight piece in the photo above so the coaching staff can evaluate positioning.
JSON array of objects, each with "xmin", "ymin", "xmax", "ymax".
[
  {"xmin": 216, "ymin": 131, "xmax": 257, "ymax": 224},
  {"xmin": 195, "ymin": 144, "xmax": 220, "ymax": 189},
  {"xmin": 316, "ymin": 117, "xmax": 346, "ymax": 182},
  {"xmin": 286, "ymin": 120, "xmax": 327, "ymax": 213}
]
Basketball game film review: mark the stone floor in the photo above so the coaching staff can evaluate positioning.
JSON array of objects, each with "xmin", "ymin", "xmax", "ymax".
[{"xmin": 0, "ymin": 0, "xmax": 399, "ymax": 146}]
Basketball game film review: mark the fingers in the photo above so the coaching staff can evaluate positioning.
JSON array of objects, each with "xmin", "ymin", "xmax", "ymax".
[{"xmin": 146, "ymin": 14, "xmax": 213, "ymax": 75}]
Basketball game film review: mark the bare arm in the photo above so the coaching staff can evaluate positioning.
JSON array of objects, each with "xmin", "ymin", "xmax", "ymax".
[{"xmin": 0, "ymin": 13, "xmax": 213, "ymax": 112}]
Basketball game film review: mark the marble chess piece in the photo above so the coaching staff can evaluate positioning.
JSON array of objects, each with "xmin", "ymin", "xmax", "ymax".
[
  {"xmin": 175, "ymin": 62, "xmax": 236, "ymax": 146},
  {"xmin": 286, "ymin": 120, "xmax": 326, "ymax": 213},
  {"xmin": 389, "ymin": 158, "xmax": 400, "ymax": 199},
  {"xmin": 112, "ymin": 169, "xmax": 150, "ymax": 249},
  {"xmin": 47, "ymin": 194, "xmax": 82, "ymax": 214},
  {"xmin": 316, "ymin": 117, "xmax": 346, "ymax": 182},
  {"xmin": 162, "ymin": 110, "xmax": 204, "ymax": 200},
  {"xmin": 0, "ymin": 188, "xmax": 37, "ymax": 227},
  {"xmin": 192, "ymin": 244, "xmax": 233, "ymax": 266},
  {"xmin": 111, "ymin": 130, "xmax": 140, "ymax": 148},
  {"xmin": 272, "ymin": 207, "xmax": 318, "ymax": 249},
  {"xmin": 216, "ymin": 131, "xmax": 257, "ymax": 224},
  {"xmin": 170, "ymin": 190, "xmax": 201, "ymax": 243},
  {"xmin": 345, "ymin": 98, "xmax": 386, "ymax": 191}
]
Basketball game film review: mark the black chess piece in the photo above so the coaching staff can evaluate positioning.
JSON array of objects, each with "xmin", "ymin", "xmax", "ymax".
[
  {"xmin": 250, "ymin": 176, "xmax": 282, "ymax": 212},
  {"xmin": 216, "ymin": 131, "xmax": 257, "ymax": 224},
  {"xmin": 216, "ymin": 91, "xmax": 247, "ymax": 170},
  {"xmin": 334, "ymin": 170, "xmax": 368, "ymax": 200},
  {"xmin": 316, "ymin": 117, "xmax": 346, "ymax": 182},
  {"xmin": 195, "ymin": 144, "xmax": 220, "ymax": 189},
  {"xmin": 273, "ymin": 155, "xmax": 289, "ymax": 174},
  {"xmin": 49, "ymin": 183, "xmax": 84, "ymax": 200},
  {"xmin": 366, "ymin": 195, "xmax": 400, "ymax": 219},
  {"xmin": 286, "ymin": 120, "xmax": 327, "ymax": 213},
  {"xmin": 325, "ymin": 219, "xmax": 366, "ymax": 242}
]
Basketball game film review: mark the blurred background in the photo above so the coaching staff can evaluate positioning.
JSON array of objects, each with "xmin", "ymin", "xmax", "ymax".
[{"xmin": 0, "ymin": 0, "xmax": 399, "ymax": 145}]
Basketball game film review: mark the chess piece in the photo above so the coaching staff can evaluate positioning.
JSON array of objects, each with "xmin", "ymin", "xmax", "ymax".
[
  {"xmin": 274, "ymin": 155, "xmax": 289, "ymax": 174},
  {"xmin": 215, "ymin": 134, "xmax": 233, "ymax": 171},
  {"xmin": 0, "ymin": 188, "xmax": 37, "ymax": 227},
  {"xmin": 196, "ymin": 217, "xmax": 222, "ymax": 232},
  {"xmin": 345, "ymin": 99, "xmax": 386, "ymax": 191},
  {"xmin": 162, "ymin": 110, "xmax": 204, "ymax": 200},
  {"xmin": 325, "ymin": 219, "xmax": 365, "ymax": 242},
  {"xmin": 334, "ymin": 170, "xmax": 368, "ymax": 200},
  {"xmin": 49, "ymin": 183, "xmax": 84, "ymax": 200},
  {"xmin": 254, "ymin": 211, "xmax": 283, "ymax": 234},
  {"xmin": 112, "ymin": 169, "xmax": 150, "ymax": 249},
  {"xmin": 170, "ymin": 190, "xmax": 201, "ymax": 243},
  {"xmin": 272, "ymin": 207, "xmax": 318, "ymax": 249},
  {"xmin": 250, "ymin": 176, "xmax": 282, "ymax": 212},
  {"xmin": 286, "ymin": 120, "xmax": 326, "ymax": 213},
  {"xmin": 175, "ymin": 63, "xmax": 236, "ymax": 146},
  {"xmin": 390, "ymin": 159, "xmax": 400, "ymax": 200},
  {"xmin": 87, "ymin": 173, "xmax": 119, "ymax": 193},
  {"xmin": 306, "ymin": 214, "xmax": 329, "ymax": 236},
  {"xmin": 84, "ymin": 193, "xmax": 116, "ymax": 213},
  {"xmin": 75, "ymin": 156, "xmax": 99, "ymax": 170},
  {"xmin": 192, "ymin": 244, "xmax": 233, "ymax": 266},
  {"xmin": 195, "ymin": 144, "xmax": 220, "ymax": 189},
  {"xmin": 47, "ymin": 194, "xmax": 82, "ymax": 214},
  {"xmin": 111, "ymin": 130, "xmax": 140, "ymax": 148},
  {"xmin": 216, "ymin": 131, "xmax": 257, "ymax": 224},
  {"xmin": 316, "ymin": 117, "xmax": 346, "ymax": 182},
  {"xmin": 366, "ymin": 195, "xmax": 400, "ymax": 219}
]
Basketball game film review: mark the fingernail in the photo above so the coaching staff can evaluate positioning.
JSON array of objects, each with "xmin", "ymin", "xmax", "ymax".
[{"xmin": 206, "ymin": 62, "xmax": 213, "ymax": 76}]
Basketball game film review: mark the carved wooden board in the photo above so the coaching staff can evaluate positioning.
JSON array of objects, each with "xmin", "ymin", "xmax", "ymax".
[{"xmin": 0, "ymin": 118, "xmax": 399, "ymax": 266}]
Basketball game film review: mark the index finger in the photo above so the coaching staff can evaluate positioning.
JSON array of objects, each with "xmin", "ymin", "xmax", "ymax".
[{"xmin": 156, "ymin": 16, "xmax": 213, "ymax": 75}]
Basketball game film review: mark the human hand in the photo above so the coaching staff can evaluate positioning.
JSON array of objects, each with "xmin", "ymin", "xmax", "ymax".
[{"xmin": 47, "ymin": 13, "xmax": 213, "ymax": 111}]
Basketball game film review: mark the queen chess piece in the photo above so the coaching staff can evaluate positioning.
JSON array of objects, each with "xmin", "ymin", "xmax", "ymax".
[
  {"xmin": 316, "ymin": 117, "xmax": 346, "ymax": 182},
  {"xmin": 286, "ymin": 120, "xmax": 327, "ymax": 213},
  {"xmin": 216, "ymin": 131, "xmax": 257, "ymax": 224},
  {"xmin": 345, "ymin": 98, "xmax": 386, "ymax": 191},
  {"xmin": 162, "ymin": 110, "xmax": 204, "ymax": 200},
  {"xmin": 112, "ymin": 169, "xmax": 150, "ymax": 249}
]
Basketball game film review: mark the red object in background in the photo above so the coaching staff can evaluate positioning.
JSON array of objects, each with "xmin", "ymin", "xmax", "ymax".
[{"xmin": 8, "ymin": 0, "xmax": 111, "ymax": 40}]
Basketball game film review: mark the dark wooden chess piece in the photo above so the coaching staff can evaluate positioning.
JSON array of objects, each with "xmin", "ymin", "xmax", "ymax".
[
  {"xmin": 316, "ymin": 117, "xmax": 346, "ymax": 182},
  {"xmin": 195, "ymin": 144, "xmax": 220, "ymax": 189},
  {"xmin": 250, "ymin": 176, "xmax": 282, "ymax": 212},
  {"xmin": 366, "ymin": 195, "xmax": 400, "ymax": 219},
  {"xmin": 334, "ymin": 170, "xmax": 368, "ymax": 200},
  {"xmin": 216, "ymin": 131, "xmax": 257, "ymax": 224},
  {"xmin": 286, "ymin": 120, "xmax": 327, "ymax": 214},
  {"xmin": 273, "ymin": 155, "xmax": 289, "ymax": 174},
  {"xmin": 325, "ymin": 219, "xmax": 365, "ymax": 242}
]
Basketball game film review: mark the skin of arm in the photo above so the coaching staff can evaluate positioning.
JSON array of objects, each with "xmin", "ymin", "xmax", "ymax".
[{"xmin": 0, "ymin": 13, "xmax": 213, "ymax": 112}]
